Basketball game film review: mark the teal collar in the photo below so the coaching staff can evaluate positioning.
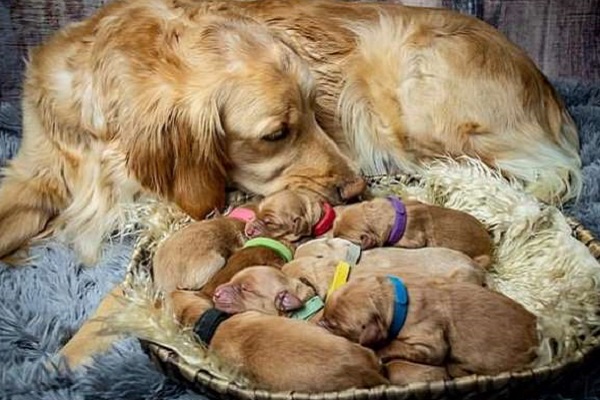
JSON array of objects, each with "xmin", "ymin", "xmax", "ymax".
[
  {"xmin": 290, "ymin": 296, "xmax": 324, "ymax": 320},
  {"xmin": 387, "ymin": 275, "xmax": 409, "ymax": 339},
  {"xmin": 243, "ymin": 237, "xmax": 293, "ymax": 263}
]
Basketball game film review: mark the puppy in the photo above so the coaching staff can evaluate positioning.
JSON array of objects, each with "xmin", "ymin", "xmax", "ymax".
[
  {"xmin": 333, "ymin": 197, "xmax": 493, "ymax": 268},
  {"xmin": 245, "ymin": 188, "xmax": 345, "ymax": 242},
  {"xmin": 170, "ymin": 293, "xmax": 389, "ymax": 392},
  {"xmin": 320, "ymin": 276, "xmax": 539, "ymax": 383},
  {"xmin": 200, "ymin": 240, "xmax": 291, "ymax": 298},
  {"xmin": 152, "ymin": 206, "xmax": 257, "ymax": 293}
]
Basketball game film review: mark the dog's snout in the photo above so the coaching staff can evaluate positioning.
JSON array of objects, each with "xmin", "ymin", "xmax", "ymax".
[{"xmin": 337, "ymin": 177, "xmax": 366, "ymax": 201}]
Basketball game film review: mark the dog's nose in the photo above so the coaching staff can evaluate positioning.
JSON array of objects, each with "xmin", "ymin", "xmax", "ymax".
[{"xmin": 337, "ymin": 176, "xmax": 366, "ymax": 201}]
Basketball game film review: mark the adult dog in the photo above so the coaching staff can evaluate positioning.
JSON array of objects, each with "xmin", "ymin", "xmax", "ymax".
[
  {"xmin": 0, "ymin": 0, "xmax": 363, "ymax": 264},
  {"xmin": 0, "ymin": 0, "xmax": 580, "ymax": 264}
]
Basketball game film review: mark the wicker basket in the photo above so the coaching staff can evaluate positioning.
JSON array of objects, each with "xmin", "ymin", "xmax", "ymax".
[{"xmin": 124, "ymin": 176, "xmax": 600, "ymax": 400}]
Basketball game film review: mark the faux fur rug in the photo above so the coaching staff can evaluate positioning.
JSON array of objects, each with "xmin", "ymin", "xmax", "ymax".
[{"xmin": 1, "ymin": 78, "xmax": 599, "ymax": 400}]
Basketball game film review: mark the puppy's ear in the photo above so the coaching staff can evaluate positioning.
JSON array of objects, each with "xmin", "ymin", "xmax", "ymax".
[{"xmin": 124, "ymin": 96, "xmax": 228, "ymax": 220}]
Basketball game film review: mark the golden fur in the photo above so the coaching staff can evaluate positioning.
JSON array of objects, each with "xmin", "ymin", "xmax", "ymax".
[
  {"xmin": 333, "ymin": 197, "xmax": 493, "ymax": 267},
  {"xmin": 321, "ymin": 276, "xmax": 539, "ymax": 383},
  {"xmin": 0, "ymin": 0, "xmax": 364, "ymax": 264},
  {"xmin": 209, "ymin": 0, "xmax": 580, "ymax": 201},
  {"xmin": 0, "ymin": 0, "xmax": 582, "ymax": 264}
]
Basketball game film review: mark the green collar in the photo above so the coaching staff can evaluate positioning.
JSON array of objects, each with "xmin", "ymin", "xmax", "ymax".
[
  {"xmin": 290, "ymin": 296, "xmax": 324, "ymax": 320},
  {"xmin": 243, "ymin": 237, "xmax": 293, "ymax": 263}
]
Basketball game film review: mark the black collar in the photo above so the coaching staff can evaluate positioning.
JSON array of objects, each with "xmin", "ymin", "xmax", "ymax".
[{"xmin": 193, "ymin": 308, "xmax": 231, "ymax": 346}]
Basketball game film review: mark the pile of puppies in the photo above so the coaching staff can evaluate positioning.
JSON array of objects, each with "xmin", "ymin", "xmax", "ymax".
[{"xmin": 152, "ymin": 189, "xmax": 539, "ymax": 392}]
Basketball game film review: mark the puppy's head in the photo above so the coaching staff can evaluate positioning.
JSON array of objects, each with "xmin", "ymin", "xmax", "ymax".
[
  {"xmin": 212, "ymin": 265, "xmax": 314, "ymax": 315},
  {"xmin": 320, "ymin": 276, "xmax": 389, "ymax": 347},
  {"xmin": 333, "ymin": 198, "xmax": 389, "ymax": 249},
  {"xmin": 245, "ymin": 189, "xmax": 324, "ymax": 241}
]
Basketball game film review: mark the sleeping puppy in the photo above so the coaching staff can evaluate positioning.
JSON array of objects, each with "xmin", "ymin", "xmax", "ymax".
[
  {"xmin": 245, "ymin": 188, "xmax": 345, "ymax": 242},
  {"xmin": 320, "ymin": 276, "xmax": 539, "ymax": 384},
  {"xmin": 152, "ymin": 206, "xmax": 256, "ymax": 293},
  {"xmin": 170, "ymin": 293, "xmax": 389, "ymax": 392},
  {"xmin": 333, "ymin": 197, "xmax": 493, "ymax": 268},
  {"xmin": 199, "ymin": 237, "xmax": 293, "ymax": 298}
]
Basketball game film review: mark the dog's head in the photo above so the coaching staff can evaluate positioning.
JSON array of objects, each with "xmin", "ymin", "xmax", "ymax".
[{"xmin": 124, "ymin": 15, "xmax": 364, "ymax": 220}]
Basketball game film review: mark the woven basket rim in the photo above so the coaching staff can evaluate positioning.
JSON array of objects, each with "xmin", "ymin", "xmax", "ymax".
[{"xmin": 124, "ymin": 173, "xmax": 600, "ymax": 400}]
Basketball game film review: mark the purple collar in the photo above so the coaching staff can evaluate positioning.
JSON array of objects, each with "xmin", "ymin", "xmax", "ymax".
[{"xmin": 387, "ymin": 196, "xmax": 407, "ymax": 245}]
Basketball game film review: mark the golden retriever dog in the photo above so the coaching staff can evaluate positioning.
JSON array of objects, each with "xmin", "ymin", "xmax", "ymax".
[
  {"xmin": 209, "ymin": 0, "xmax": 580, "ymax": 202},
  {"xmin": 0, "ymin": 0, "xmax": 364, "ymax": 264},
  {"xmin": 333, "ymin": 197, "xmax": 493, "ymax": 267},
  {"xmin": 320, "ymin": 276, "xmax": 539, "ymax": 384},
  {"xmin": 1, "ymin": 0, "xmax": 581, "ymax": 264}
]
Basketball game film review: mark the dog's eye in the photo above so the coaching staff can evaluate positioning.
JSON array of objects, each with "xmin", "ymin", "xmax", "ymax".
[{"xmin": 262, "ymin": 124, "xmax": 290, "ymax": 142}]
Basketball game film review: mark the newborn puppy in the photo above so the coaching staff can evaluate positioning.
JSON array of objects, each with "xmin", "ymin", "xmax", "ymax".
[
  {"xmin": 212, "ymin": 266, "xmax": 316, "ymax": 315},
  {"xmin": 204, "ymin": 311, "xmax": 388, "ymax": 391},
  {"xmin": 170, "ymin": 291, "xmax": 388, "ymax": 391},
  {"xmin": 321, "ymin": 276, "xmax": 539, "ymax": 383},
  {"xmin": 153, "ymin": 206, "xmax": 256, "ymax": 293},
  {"xmin": 245, "ymin": 189, "xmax": 344, "ymax": 241},
  {"xmin": 200, "ymin": 237, "xmax": 293, "ymax": 298},
  {"xmin": 333, "ymin": 197, "xmax": 493, "ymax": 268}
]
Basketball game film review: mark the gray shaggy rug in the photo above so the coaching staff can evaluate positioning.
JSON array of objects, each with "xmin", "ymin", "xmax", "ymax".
[{"xmin": 1, "ymin": 78, "xmax": 599, "ymax": 400}]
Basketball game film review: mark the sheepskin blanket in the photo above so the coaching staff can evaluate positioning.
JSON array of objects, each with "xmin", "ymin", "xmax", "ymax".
[{"xmin": 1, "ymin": 79, "xmax": 600, "ymax": 400}]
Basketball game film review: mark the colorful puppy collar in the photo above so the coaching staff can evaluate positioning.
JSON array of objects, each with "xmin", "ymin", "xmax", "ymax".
[
  {"xmin": 193, "ymin": 308, "xmax": 231, "ymax": 346},
  {"xmin": 325, "ymin": 241, "xmax": 361, "ymax": 299},
  {"xmin": 313, "ymin": 202, "xmax": 336, "ymax": 236},
  {"xmin": 227, "ymin": 207, "xmax": 256, "ymax": 223},
  {"xmin": 387, "ymin": 275, "xmax": 409, "ymax": 339},
  {"xmin": 290, "ymin": 295, "xmax": 325, "ymax": 320},
  {"xmin": 243, "ymin": 237, "xmax": 293, "ymax": 263},
  {"xmin": 387, "ymin": 196, "xmax": 407, "ymax": 245}
]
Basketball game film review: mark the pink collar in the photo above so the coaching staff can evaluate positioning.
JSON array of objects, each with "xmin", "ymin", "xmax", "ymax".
[
  {"xmin": 313, "ymin": 202, "xmax": 336, "ymax": 236},
  {"xmin": 227, "ymin": 207, "xmax": 256, "ymax": 223}
]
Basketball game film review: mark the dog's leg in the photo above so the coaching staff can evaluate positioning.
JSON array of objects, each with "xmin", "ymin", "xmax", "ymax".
[
  {"xmin": 0, "ymin": 123, "xmax": 68, "ymax": 260},
  {"xmin": 170, "ymin": 289, "xmax": 213, "ymax": 327},
  {"xmin": 59, "ymin": 285, "xmax": 127, "ymax": 368}
]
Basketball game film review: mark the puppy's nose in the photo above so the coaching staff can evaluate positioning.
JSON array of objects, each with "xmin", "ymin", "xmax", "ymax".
[{"xmin": 337, "ymin": 176, "xmax": 366, "ymax": 201}]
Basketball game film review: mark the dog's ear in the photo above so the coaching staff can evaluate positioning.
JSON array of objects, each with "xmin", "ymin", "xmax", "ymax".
[{"xmin": 124, "ymin": 95, "xmax": 228, "ymax": 220}]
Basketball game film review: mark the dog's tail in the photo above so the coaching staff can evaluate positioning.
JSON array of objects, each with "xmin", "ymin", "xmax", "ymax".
[{"xmin": 0, "ymin": 156, "xmax": 66, "ymax": 262}]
